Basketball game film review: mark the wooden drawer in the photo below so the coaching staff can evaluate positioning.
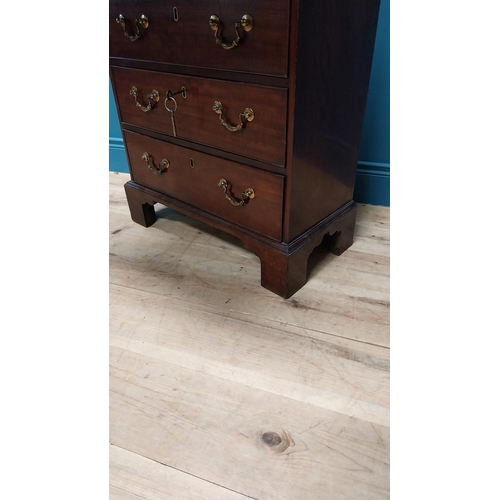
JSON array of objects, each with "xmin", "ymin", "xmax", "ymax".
[
  {"xmin": 109, "ymin": 0, "xmax": 290, "ymax": 78},
  {"xmin": 123, "ymin": 130, "xmax": 284, "ymax": 241},
  {"xmin": 111, "ymin": 66, "xmax": 288, "ymax": 167}
]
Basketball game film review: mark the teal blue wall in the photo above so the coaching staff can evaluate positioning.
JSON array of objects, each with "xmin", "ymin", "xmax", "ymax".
[
  {"xmin": 354, "ymin": 0, "xmax": 390, "ymax": 206},
  {"xmin": 109, "ymin": 79, "xmax": 128, "ymax": 174},
  {"xmin": 109, "ymin": 0, "xmax": 390, "ymax": 205}
]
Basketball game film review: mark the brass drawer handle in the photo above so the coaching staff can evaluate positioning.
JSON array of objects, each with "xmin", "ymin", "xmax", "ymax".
[
  {"xmin": 116, "ymin": 14, "xmax": 149, "ymax": 42},
  {"xmin": 213, "ymin": 101, "xmax": 254, "ymax": 132},
  {"xmin": 142, "ymin": 152, "xmax": 169, "ymax": 176},
  {"xmin": 130, "ymin": 86, "xmax": 159, "ymax": 112},
  {"xmin": 218, "ymin": 178, "xmax": 255, "ymax": 207},
  {"xmin": 209, "ymin": 14, "xmax": 253, "ymax": 50}
]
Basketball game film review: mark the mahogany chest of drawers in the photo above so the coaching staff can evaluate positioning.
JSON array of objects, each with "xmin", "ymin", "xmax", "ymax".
[{"xmin": 109, "ymin": 0, "xmax": 381, "ymax": 298}]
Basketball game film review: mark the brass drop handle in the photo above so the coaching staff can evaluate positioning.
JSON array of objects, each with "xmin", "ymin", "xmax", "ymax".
[
  {"xmin": 209, "ymin": 14, "xmax": 253, "ymax": 50},
  {"xmin": 142, "ymin": 152, "xmax": 169, "ymax": 176},
  {"xmin": 218, "ymin": 178, "xmax": 255, "ymax": 207},
  {"xmin": 116, "ymin": 14, "xmax": 149, "ymax": 41},
  {"xmin": 213, "ymin": 101, "xmax": 254, "ymax": 132},
  {"xmin": 130, "ymin": 86, "xmax": 159, "ymax": 112}
]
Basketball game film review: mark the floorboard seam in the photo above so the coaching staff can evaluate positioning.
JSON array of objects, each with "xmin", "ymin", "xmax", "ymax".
[
  {"xmin": 109, "ymin": 281, "xmax": 389, "ymax": 350},
  {"xmin": 110, "ymin": 443, "xmax": 258, "ymax": 500}
]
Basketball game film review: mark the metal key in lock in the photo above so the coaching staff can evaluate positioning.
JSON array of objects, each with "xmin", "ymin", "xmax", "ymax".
[
  {"xmin": 164, "ymin": 87, "xmax": 187, "ymax": 138},
  {"xmin": 165, "ymin": 95, "xmax": 178, "ymax": 137}
]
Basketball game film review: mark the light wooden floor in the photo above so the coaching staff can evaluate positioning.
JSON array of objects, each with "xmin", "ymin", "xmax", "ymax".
[{"xmin": 109, "ymin": 172, "xmax": 390, "ymax": 500}]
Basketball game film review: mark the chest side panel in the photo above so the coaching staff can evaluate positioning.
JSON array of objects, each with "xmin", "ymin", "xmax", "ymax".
[{"xmin": 284, "ymin": 0, "xmax": 381, "ymax": 241}]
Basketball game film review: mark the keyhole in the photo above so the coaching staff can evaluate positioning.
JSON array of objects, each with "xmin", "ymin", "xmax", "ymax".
[
  {"xmin": 173, "ymin": 6, "xmax": 179, "ymax": 21},
  {"xmin": 190, "ymin": 158, "xmax": 195, "ymax": 168}
]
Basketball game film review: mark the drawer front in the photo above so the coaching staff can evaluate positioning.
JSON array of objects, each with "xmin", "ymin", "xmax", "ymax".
[
  {"xmin": 109, "ymin": 0, "xmax": 290, "ymax": 78},
  {"xmin": 112, "ymin": 66, "xmax": 288, "ymax": 167},
  {"xmin": 123, "ymin": 130, "xmax": 284, "ymax": 241}
]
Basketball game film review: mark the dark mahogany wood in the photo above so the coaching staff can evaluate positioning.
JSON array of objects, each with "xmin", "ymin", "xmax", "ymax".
[
  {"xmin": 111, "ymin": 66, "xmax": 288, "ymax": 167},
  {"xmin": 109, "ymin": 0, "xmax": 290, "ymax": 77},
  {"xmin": 121, "ymin": 122, "xmax": 288, "ymax": 176},
  {"xmin": 123, "ymin": 180, "xmax": 356, "ymax": 298},
  {"xmin": 283, "ymin": 0, "xmax": 381, "ymax": 242},
  {"xmin": 109, "ymin": 57, "xmax": 290, "ymax": 88},
  {"xmin": 244, "ymin": 206, "xmax": 357, "ymax": 298},
  {"xmin": 124, "ymin": 182, "xmax": 157, "ymax": 227},
  {"xmin": 123, "ymin": 130, "xmax": 284, "ymax": 241},
  {"xmin": 111, "ymin": 0, "xmax": 381, "ymax": 298}
]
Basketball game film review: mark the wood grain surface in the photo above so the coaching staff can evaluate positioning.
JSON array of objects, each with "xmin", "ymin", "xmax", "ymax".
[
  {"xmin": 122, "ymin": 130, "xmax": 285, "ymax": 240},
  {"xmin": 109, "ymin": 0, "xmax": 290, "ymax": 77},
  {"xmin": 111, "ymin": 66, "xmax": 288, "ymax": 166},
  {"xmin": 109, "ymin": 172, "xmax": 390, "ymax": 499}
]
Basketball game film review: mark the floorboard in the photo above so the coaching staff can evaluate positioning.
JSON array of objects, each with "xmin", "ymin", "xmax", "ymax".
[
  {"xmin": 109, "ymin": 172, "xmax": 390, "ymax": 499},
  {"xmin": 110, "ymin": 445, "xmax": 251, "ymax": 499}
]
